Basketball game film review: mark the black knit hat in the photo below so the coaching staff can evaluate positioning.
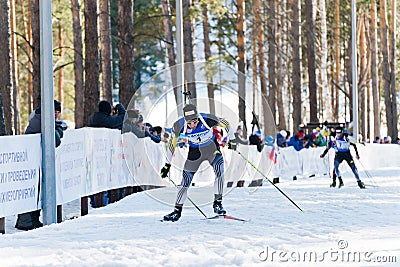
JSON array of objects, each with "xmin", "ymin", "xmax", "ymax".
[
  {"xmin": 54, "ymin": 100, "xmax": 62, "ymax": 112},
  {"xmin": 183, "ymin": 104, "xmax": 198, "ymax": 121},
  {"xmin": 98, "ymin": 100, "xmax": 112, "ymax": 114}
]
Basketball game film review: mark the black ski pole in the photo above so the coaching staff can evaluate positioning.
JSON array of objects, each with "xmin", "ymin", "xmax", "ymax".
[
  {"xmin": 167, "ymin": 173, "xmax": 208, "ymax": 218},
  {"xmin": 356, "ymin": 158, "xmax": 378, "ymax": 187},
  {"xmin": 237, "ymin": 151, "xmax": 305, "ymax": 213}
]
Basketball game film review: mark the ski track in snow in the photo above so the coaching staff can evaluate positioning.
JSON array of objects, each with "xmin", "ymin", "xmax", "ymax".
[{"xmin": 1, "ymin": 168, "xmax": 400, "ymax": 267}]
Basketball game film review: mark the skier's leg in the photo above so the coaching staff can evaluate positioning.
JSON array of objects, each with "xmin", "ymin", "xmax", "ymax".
[
  {"xmin": 163, "ymin": 168, "xmax": 195, "ymax": 221},
  {"xmin": 334, "ymin": 155, "xmax": 344, "ymax": 187},
  {"xmin": 210, "ymin": 152, "xmax": 226, "ymax": 214},
  {"xmin": 175, "ymin": 170, "xmax": 195, "ymax": 206},
  {"xmin": 345, "ymin": 156, "xmax": 364, "ymax": 188},
  {"xmin": 346, "ymin": 157, "xmax": 360, "ymax": 181},
  {"xmin": 333, "ymin": 158, "xmax": 341, "ymax": 178},
  {"xmin": 330, "ymin": 170, "xmax": 337, "ymax": 187},
  {"xmin": 211, "ymin": 152, "xmax": 224, "ymax": 197}
]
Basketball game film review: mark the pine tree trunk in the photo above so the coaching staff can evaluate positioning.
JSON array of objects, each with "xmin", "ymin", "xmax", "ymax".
[
  {"xmin": 201, "ymin": 3, "xmax": 215, "ymax": 114},
  {"xmin": 183, "ymin": 0, "xmax": 196, "ymax": 102},
  {"xmin": 276, "ymin": 0, "xmax": 287, "ymax": 130},
  {"xmin": 99, "ymin": 0, "xmax": 113, "ymax": 102},
  {"xmin": 237, "ymin": 0, "xmax": 247, "ymax": 135},
  {"xmin": 251, "ymin": 4, "xmax": 258, "ymax": 114},
  {"xmin": 20, "ymin": 0, "xmax": 33, "ymax": 114},
  {"xmin": 291, "ymin": 0, "xmax": 301, "ymax": 132},
  {"xmin": 254, "ymin": 0, "xmax": 267, "ymax": 130},
  {"xmin": 118, "ymin": 0, "xmax": 134, "ymax": 107},
  {"xmin": 10, "ymin": 0, "xmax": 20, "ymax": 134},
  {"xmin": 379, "ymin": 0, "xmax": 393, "ymax": 138},
  {"xmin": 319, "ymin": 0, "xmax": 328, "ymax": 121},
  {"xmin": 84, "ymin": 0, "xmax": 100, "ymax": 125},
  {"xmin": 267, "ymin": 1, "xmax": 277, "ymax": 125},
  {"xmin": 389, "ymin": 0, "xmax": 397, "ymax": 140},
  {"xmin": 370, "ymin": 3, "xmax": 380, "ymax": 139},
  {"xmin": 71, "ymin": 0, "xmax": 84, "ymax": 128},
  {"xmin": 345, "ymin": 37, "xmax": 353, "ymax": 122},
  {"xmin": 1, "ymin": 0, "xmax": 15, "ymax": 135},
  {"xmin": 31, "ymin": 0, "xmax": 40, "ymax": 108},
  {"xmin": 333, "ymin": 0, "xmax": 340, "ymax": 121},
  {"xmin": 359, "ymin": 16, "xmax": 366, "ymax": 141},
  {"xmin": 57, "ymin": 20, "xmax": 64, "ymax": 105},
  {"xmin": 264, "ymin": 0, "xmax": 276, "ymax": 127},
  {"xmin": 305, "ymin": 0, "xmax": 318, "ymax": 123},
  {"xmin": 161, "ymin": 0, "xmax": 177, "ymax": 103},
  {"xmin": 0, "ymin": 0, "xmax": 11, "ymax": 135}
]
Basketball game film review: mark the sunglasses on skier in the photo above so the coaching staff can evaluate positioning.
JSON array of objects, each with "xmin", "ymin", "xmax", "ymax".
[{"xmin": 186, "ymin": 119, "xmax": 198, "ymax": 126}]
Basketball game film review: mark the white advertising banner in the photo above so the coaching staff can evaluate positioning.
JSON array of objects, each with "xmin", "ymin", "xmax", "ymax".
[
  {"xmin": 85, "ymin": 128, "xmax": 113, "ymax": 195},
  {"xmin": 55, "ymin": 129, "xmax": 86, "ymax": 204},
  {"xmin": 0, "ymin": 134, "xmax": 41, "ymax": 217}
]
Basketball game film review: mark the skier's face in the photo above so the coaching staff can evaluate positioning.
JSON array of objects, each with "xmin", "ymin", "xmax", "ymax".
[{"xmin": 186, "ymin": 118, "xmax": 199, "ymax": 130}]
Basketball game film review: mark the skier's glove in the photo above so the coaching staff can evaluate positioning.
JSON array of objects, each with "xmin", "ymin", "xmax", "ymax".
[
  {"xmin": 160, "ymin": 163, "xmax": 171, "ymax": 178},
  {"xmin": 227, "ymin": 141, "xmax": 237, "ymax": 150}
]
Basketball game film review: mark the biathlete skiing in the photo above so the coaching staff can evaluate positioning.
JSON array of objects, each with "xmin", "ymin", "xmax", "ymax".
[
  {"xmin": 320, "ymin": 127, "xmax": 365, "ymax": 189},
  {"xmin": 160, "ymin": 103, "xmax": 234, "ymax": 221}
]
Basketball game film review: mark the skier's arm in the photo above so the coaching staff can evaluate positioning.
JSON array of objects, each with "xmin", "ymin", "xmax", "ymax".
[
  {"xmin": 165, "ymin": 120, "xmax": 183, "ymax": 163},
  {"xmin": 350, "ymin": 142, "xmax": 360, "ymax": 159},
  {"xmin": 160, "ymin": 122, "xmax": 181, "ymax": 178},
  {"xmin": 320, "ymin": 142, "xmax": 331, "ymax": 158},
  {"xmin": 165, "ymin": 135, "xmax": 178, "ymax": 163}
]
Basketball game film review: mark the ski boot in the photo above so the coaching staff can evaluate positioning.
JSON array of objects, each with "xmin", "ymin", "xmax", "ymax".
[
  {"xmin": 357, "ymin": 180, "xmax": 366, "ymax": 189},
  {"xmin": 213, "ymin": 200, "xmax": 226, "ymax": 215},
  {"xmin": 163, "ymin": 205, "xmax": 182, "ymax": 222},
  {"xmin": 338, "ymin": 177, "xmax": 344, "ymax": 188},
  {"xmin": 330, "ymin": 178, "xmax": 336, "ymax": 188}
]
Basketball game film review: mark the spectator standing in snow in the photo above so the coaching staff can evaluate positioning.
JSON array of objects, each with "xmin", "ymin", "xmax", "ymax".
[
  {"xmin": 320, "ymin": 127, "xmax": 365, "ymax": 189},
  {"xmin": 15, "ymin": 100, "xmax": 66, "ymax": 231},
  {"xmin": 88, "ymin": 100, "xmax": 126, "ymax": 207}
]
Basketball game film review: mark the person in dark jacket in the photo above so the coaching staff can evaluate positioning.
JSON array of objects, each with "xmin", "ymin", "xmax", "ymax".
[
  {"xmin": 122, "ymin": 110, "xmax": 161, "ymax": 143},
  {"xmin": 15, "ymin": 100, "xmax": 66, "ymax": 231},
  {"xmin": 229, "ymin": 126, "xmax": 248, "ymax": 150},
  {"xmin": 249, "ymin": 129, "xmax": 264, "ymax": 152},
  {"xmin": 89, "ymin": 100, "xmax": 126, "ymax": 130},
  {"xmin": 88, "ymin": 100, "xmax": 126, "ymax": 207},
  {"xmin": 276, "ymin": 130, "xmax": 288, "ymax": 147}
]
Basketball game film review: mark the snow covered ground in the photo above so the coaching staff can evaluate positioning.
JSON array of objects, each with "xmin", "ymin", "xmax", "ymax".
[{"xmin": 1, "ymin": 168, "xmax": 400, "ymax": 267}]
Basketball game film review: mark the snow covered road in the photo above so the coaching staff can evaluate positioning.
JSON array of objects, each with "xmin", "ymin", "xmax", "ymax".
[{"xmin": 1, "ymin": 168, "xmax": 400, "ymax": 267}]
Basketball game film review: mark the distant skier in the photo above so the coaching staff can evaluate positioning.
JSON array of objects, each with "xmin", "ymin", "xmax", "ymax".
[
  {"xmin": 320, "ymin": 127, "xmax": 365, "ymax": 189},
  {"xmin": 160, "ymin": 103, "xmax": 234, "ymax": 221}
]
